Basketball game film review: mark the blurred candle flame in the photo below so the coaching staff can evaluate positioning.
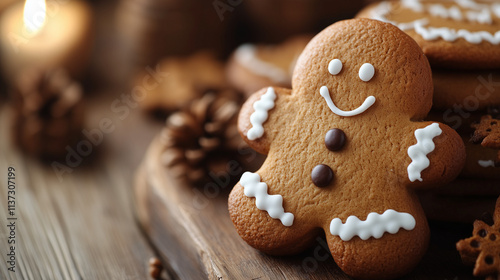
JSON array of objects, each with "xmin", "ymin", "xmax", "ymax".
[{"xmin": 23, "ymin": 0, "xmax": 46, "ymax": 34}]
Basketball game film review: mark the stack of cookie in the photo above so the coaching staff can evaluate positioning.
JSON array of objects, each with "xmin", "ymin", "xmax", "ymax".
[
  {"xmin": 138, "ymin": 51, "xmax": 228, "ymax": 116},
  {"xmin": 227, "ymin": 19, "xmax": 465, "ymax": 279},
  {"xmin": 226, "ymin": 35, "xmax": 312, "ymax": 97},
  {"xmin": 358, "ymin": 0, "xmax": 500, "ymax": 221}
]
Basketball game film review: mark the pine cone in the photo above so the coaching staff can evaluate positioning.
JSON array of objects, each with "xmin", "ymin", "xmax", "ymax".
[
  {"xmin": 11, "ymin": 68, "xmax": 84, "ymax": 160},
  {"xmin": 160, "ymin": 91, "xmax": 246, "ymax": 184},
  {"xmin": 457, "ymin": 197, "xmax": 500, "ymax": 279}
]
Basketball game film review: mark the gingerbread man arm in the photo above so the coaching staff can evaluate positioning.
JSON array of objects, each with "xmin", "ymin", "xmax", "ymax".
[
  {"xmin": 402, "ymin": 121, "xmax": 465, "ymax": 189},
  {"xmin": 238, "ymin": 87, "xmax": 292, "ymax": 155},
  {"xmin": 229, "ymin": 174, "xmax": 320, "ymax": 255}
]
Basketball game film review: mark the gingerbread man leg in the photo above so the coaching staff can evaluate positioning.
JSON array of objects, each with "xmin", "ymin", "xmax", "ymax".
[
  {"xmin": 228, "ymin": 172, "xmax": 319, "ymax": 255},
  {"xmin": 324, "ymin": 207, "xmax": 429, "ymax": 279}
]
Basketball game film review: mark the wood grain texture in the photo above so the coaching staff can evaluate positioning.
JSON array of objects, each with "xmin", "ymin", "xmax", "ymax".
[
  {"xmin": 0, "ymin": 99, "xmax": 167, "ymax": 280},
  {"xmin": 136, "ymin": 136, "xmax": 477, "ymax": 280}
]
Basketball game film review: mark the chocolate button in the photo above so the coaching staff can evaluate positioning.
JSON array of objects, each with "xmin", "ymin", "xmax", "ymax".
[
  {"xmin": 311, "ymin": 164, "xmax": 334, "ymax": 187},
  {"xmin": 325, "ymin": 128, "xmax": 346, "ymax": 151}
]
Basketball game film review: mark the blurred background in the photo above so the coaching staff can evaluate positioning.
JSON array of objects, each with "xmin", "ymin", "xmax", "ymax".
[
  {"xmin": 2, "ymin": 0, "xmax": 497, "ymax": 279},
  {"xmin": 0, "ymin": 0, "xmax": 373, "ymax": 95},
  {"xmin": 0, "ymin": 0, "xmax": 378, "ymax": 176},
  {"xmin": 0, "ymin": 1, "xmax": 383, "ymax": 279}
]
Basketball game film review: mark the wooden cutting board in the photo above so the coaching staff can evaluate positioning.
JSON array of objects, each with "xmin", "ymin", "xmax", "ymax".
[{"xmin": 135, "ymin": 137, "xmax": 476, "ymax": 280}]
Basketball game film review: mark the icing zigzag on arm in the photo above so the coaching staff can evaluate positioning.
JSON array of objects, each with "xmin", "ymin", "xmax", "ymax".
[{"xmin": 407, "ymin": 123, "xmax": 442, "ymax": 182}]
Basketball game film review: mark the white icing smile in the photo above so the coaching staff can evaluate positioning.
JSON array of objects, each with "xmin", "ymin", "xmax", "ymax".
[
  {"xmin": 319, "ymin": 86, "xmax": 376, "ymax": 117},
  {"xmin": 330, "ymin": 209, "xmax": 416, "ymax": 241},
  {"xmin": 240, "ymin": 172, "xmax": 294, "ymax": 227}
]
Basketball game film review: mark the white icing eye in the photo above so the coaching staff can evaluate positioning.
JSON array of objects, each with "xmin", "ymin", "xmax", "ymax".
[
  {"xmin": 359, "ymin": 63, "xmax": 375, "ymax": 82},
  {"xmin": 328, "ymin": 59, "xmax": 342, "ymax": 75}
]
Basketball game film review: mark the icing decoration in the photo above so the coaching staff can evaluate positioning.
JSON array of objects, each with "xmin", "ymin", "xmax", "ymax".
[
  {"xmin": 407, "ymin": 123, "xmax": 442, "ymax": 182},
  {"xmin": 247, "ymin": 87, "xmax": 277, "ymax": 141},
  {"xmin": 320, "ymin": 86, "xmax": 376, "ymax": 117},
  {"xmin": 371, "ymin": 0, "xmax": 500, "ymax": 44},
  {"xmin": 466, "ymin": 9, "xmax": 492, "ymax": 24},
  {"xmin": 478, "ymin": 160, "xmax": 495, "ymax": 168},
  {"xmin": 404, "ymin": 0, "xmax": 491, "ymax": 17},
  {"xmin": 405, "ymin": 1, "xmax": 489, "ymax": 24},
  {"xmin": 234, "ymin": 44, "xmax": 289, "ymax": 84},
  {"xmin": 371, "ymin": 2, "xmax": 427, "ymax": 31},
  {"xmin": 428, "ymin": 4, "xmax": 463, "ymax": 21},
  {"xmin": 330, "ymin": 209, "xmax": 416, "ymax": 241},
  {"xmin": 240, "ymin": 172, "xmax": 294, "ymax": 227},
  {"xmin": 358, "ymin": 63, "xmax": 375, "ymax": 82},
  {"xmin": 328, "ymin": 59, "xmax": 343, "ymax": 75},
  {"xmin": 311, "ymin": 164, "xmax": 334, "ymax": 187},
  {"xmin": 402, "ymin": 0, "xmax": 423, "ymax": 12},
  {"xmin": 493, "ymin": 4, "xmax": 500, "ymax": 18}
]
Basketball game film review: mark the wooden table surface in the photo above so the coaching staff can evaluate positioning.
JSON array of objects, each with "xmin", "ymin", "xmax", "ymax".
[{"xmin": 0, "ymin": 95, "xmax": 167, "ymax": 280}]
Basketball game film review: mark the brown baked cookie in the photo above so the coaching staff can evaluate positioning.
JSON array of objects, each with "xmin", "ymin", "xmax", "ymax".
[
  {"xmin": 472, "ymin": 115, "xmax": 500, "ymax": 149},
  {"xmin": 426, "ymin": 106, "xmax": 500, "ymax": 135},
  {"xmin": 432, "ymin": 70, "xmax": 500, "ymax": 111},
  {"xmin": 426, "ymin": 109, "xmax": 483, "ymax": 135},
  {"xmin": 229, "ymin": 19, "xmax": 465, "ymax": 279},
  {"xmin": 425, "ymin": 109, "xmax": 500, "ymax": 179},
  {"xmin": 159, "ymin": 91, "xmax": 245, "ymax": 184},
  {"xmin": 427, "ymin": 178, "xmax": 500, "ymax": 197},
  {"xmin": 226, "ymin": 35, "xmax": 312, "ymax": 97},
  {"xmin": 460, "ymin": 135, "xmax": 500, "ymax": 179},
  {"xmin": 419, "ymin": 190, "xmax": 497, "ymax": 223},
  {"xmin": 471, "ymin": 114, "xmax": 500, "ymax": 168},
  {"xmin": 457, "ymin": 196, "xmax": 500, "ymax": 279},
  {"xmin": 357, "ymin": 0, "xmax": 500, "ymax": 69},
  {"xmin": 139, "ymin": 51, "xmax": 227, "ymax": 116}
]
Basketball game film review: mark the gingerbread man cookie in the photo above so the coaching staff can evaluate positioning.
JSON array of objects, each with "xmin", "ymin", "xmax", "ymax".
[
  {"xmin": 226, "ymin": 35, "xmax": 312, "ymax": 97},
  {"xmin": 358, "ymin": 0, "xmax": 500, "ymax": 69},
  {"xmin": 457, "ymin": 196, "xmax": 500, "ymax": 280},
  {"xmin": 228, "ymin": 19, "xmax": 466, "ymax": 279},
  {"xmin": 472, "ymin": 115, "xmax": 500, "ymax": 168}
]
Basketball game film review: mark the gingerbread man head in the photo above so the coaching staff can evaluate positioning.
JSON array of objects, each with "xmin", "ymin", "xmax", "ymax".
[
  {"xmin": 292, "ymin": 17, "xmax": 433, "ymax": 121},
  {"xmin": 229, "ymin": 19, "xmax": 465, "ymax": 279}
]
